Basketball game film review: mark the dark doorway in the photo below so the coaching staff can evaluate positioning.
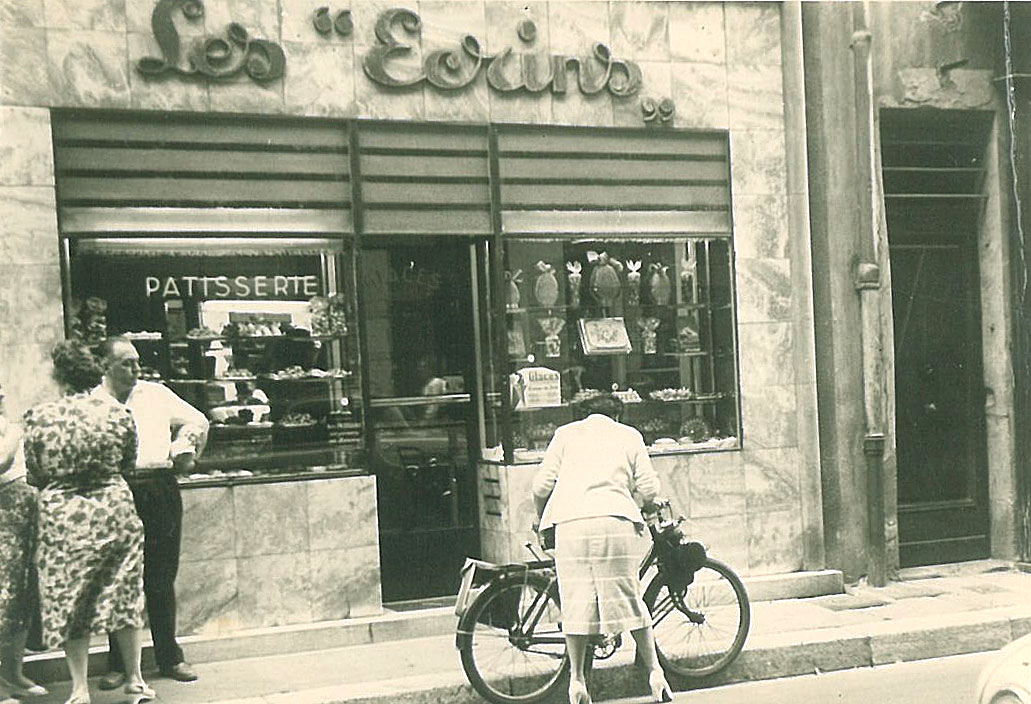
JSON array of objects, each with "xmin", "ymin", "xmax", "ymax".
[
  {"xmin": 360, "ymin": 240, "xmax": 481, "ymax": 602},
  {"xmin": 882, "ymin": 109, "xmax": 992, "ymax": 566}
]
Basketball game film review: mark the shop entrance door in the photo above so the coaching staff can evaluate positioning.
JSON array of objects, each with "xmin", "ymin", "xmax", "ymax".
[
  {"xmin": 883, "ymin": 109, "xmax": 991, "ymax": 567},
  {"xmin": 361, "ymin": 241, "xmax": 481, "ymax": 602}
]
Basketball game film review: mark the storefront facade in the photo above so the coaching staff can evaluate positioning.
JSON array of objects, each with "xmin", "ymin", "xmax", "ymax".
[{"xmin": 0, "ymin": 0, "xmax": 820, "ymax": 637}]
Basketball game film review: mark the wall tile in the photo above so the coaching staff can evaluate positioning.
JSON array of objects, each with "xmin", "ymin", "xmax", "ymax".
[
  {"xmin": 735, "ymin": 258, "xmax": 792, "ymax": 323},
  {"xmin": 203, "ymin": 0, "xmax": 281, "ymax": 40},
  {"xmin": 737, "ymin": 322, "xmax": 794, "ymax": 391},
  {"xmin": 176, "ymin": 558, "xmax": 239, "ymax": 636},
  {"xmin": 0, "ymin": 343, "xmax": 58, "ymax": 419},
  {"xmin": 744, "ymin": 447, "xmax": 801, "ymax": 512},
  {"xmin": 0, "ymin": 27, "xmax": 51, "ymax": 105},
  {"xmin": 125, "ymin": 0, "xmax": 206, "ymax": 38},
  {"xmin": 747, "ymin": 508, "xmax": 803, "ymax": 574},
  {"xmin": 181, "ymin": 486, "xmax": 235, "ymax": 562},
  {"xmin": 546, "ymin": 2, "xmax": 609, "ymax": 54},
  {"xmin": 650, "ymin": 453, "xmax": 691, "ymax": 518},
  {"xmin": 679, "ymin": 514, "xmax": 748, "ymax": 573},
  {"xmin": 551, "ymin": 90, "xmax": 613, "ymax": 128},
  {"xmin": 0, "ymin": 264, "xmax": 64, "ymax": 349},
  {"xmin": 671, "ymin": 61, "xmax": 728, "ymax": 130},
  {"xmin": 728, "ymin": 64, "xmax": 784, "ymax": 130},
  {"xmin": 307, "ymin": 476, "xmax": 378, "ymax": 551},
  {"xmin": 416, "ymin": 0, "xmax": 490, "ymax": 122},
  {"xmin": 610, "ymin": 1, "xmax": 669, "ymax": 62},
  {"xmin": 0, "ymin": 187, "xmax": 58, "ymax": 265},
  {"xmin": 126, "ymin": 33, "xmax": 211, "ymax": 112},
  {"xmin": 0, "ymin": 0, "xmax": 45, "ymax": 27},
  {"xmin": 0, "ymin": 108, "xmax": 54, "ymax": 186},
  {"xmin": 310, "ymin": 545, "xmax": 382, "ymax": 620},
  {"xmin": 208, "ymin": 79, "xmax": 285, "ymax": 115},
  {"xmin": 687, "ymin": 451, "xmax": 745, "ymax": 518},
  {"xmin": 236, "ymin": 553, "xmax": 313, "ymax": 628},
  {"xmin": 669, "ymin": 2, "xmax": 725, "ymax": 64},
  {"xmin": 732, "ymin": 194, "xmax": 789, "ymax": 259},
  {"xmin": 740, "ymin": 384, "xmax": 797, "ymax": 450},
  {"xmin": 283, "ymin": 41, "xmax": 356, "ymax": 117},
  {"xmin": 233, "ymin": 481, "xmax": 309, "ymax": 557},
  {"xmin": 281, "ymin": 0, "xmax": 345, "ymax": 43},
  {"xmin": 46, "ymin": 29, "xmax": 130, "ymax": 108},
  {"xmin": 730, "ymin": 129, "xmax": 786, "ymax": 196},
  {"xmin": 44, "ymin": 0, "xmax": 126, "ymax": 31},
  {"xmin": 724, "ymin": 2, "xmax": 781, "ymax": 67},
  {"xmin": 612, "ymin": 59, "xmax": 668, "ymax": 127}
]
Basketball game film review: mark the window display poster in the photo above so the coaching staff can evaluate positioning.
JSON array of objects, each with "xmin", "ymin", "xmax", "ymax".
[{"xmin": 510, "ymin": 366, "xmax": 562, "ymax": 410}]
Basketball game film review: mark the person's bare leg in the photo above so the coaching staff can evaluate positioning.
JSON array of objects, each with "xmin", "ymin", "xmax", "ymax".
[
  {"xmin": 112, "ymin": 628, "xmax": 144, "ymax": 687},
  {"xmin": 0, "ymin": 629, "xmax": 44, "ymax": 691},
  {"xmin": 62, "ymin": 637, "xmax": 91, "ymax": 702},
  {"xmin": 565, "ymin": 634, "xmax": 591, "ymax": 702},
  {"xmin": 629, "ymin": 625, "xmax": 659, "ymax": 671}
]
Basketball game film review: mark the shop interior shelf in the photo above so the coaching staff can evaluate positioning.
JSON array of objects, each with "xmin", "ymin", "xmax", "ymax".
[{"xmin": 663, "ymin": 350, "xmax": 708, "ymax": 357}]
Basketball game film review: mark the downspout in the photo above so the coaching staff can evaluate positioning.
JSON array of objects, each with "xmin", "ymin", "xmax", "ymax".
[{"xmin": 850, "ymin": 1, "xmax": 888, "ymax": 586}]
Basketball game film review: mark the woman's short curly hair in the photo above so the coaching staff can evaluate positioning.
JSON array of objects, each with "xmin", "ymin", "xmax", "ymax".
[{"xmin": 51, "ymin": 340, "xmax": 102, "ymax": 393}]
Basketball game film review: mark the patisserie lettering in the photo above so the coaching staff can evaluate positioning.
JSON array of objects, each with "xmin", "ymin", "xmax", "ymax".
[{"xmin": 145, "ymin": 275, "xmax": 319, "ymax": 298}]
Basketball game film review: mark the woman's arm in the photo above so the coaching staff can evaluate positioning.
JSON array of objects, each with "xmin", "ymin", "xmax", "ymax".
[{"xmin": 0, "ymin": 418, "xmax": 20, "ymax": 473}]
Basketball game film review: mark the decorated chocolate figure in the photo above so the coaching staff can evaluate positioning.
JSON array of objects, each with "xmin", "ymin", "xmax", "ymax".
[
  {"xmin": 648, "ymin": 262, "xmax": 671, "ymax": 305},
  {"xmin": 534, "ymin": 261, "xmax": 559, "ymax": 307},
  {"xmin": 505, "ymin": 269, "xmax": 523, "ymax": 310},
  {"xmin": 625, "ymin": 259, "xmax": 642, "ymax": 306},
  {"xmin": 587, "ymin": 251, "xmax": 624, "ymax": 307},
  {"xmin": 566, "ymin": 261, "xmax": 582, "ymax": 308}
]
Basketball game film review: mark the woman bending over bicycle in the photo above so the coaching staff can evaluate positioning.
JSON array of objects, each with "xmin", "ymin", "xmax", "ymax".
[{"xmin": 532, "ymin": 394, "xmax": 673, "ymax": 704}]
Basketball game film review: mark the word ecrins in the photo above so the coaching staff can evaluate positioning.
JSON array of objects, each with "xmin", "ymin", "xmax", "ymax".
[{"xmin": 363, "ymin": 9, "xmax": 642, "ymax": 97}]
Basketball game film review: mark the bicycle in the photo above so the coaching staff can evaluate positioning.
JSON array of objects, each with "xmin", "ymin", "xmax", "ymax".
[{"xmin": 454, "ymin": 500, "xmax": 750, "ymax": 704}]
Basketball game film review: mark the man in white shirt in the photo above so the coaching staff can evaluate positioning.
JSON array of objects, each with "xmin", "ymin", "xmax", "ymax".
[{"xmin": 93, "ymin": 337, "xmax": 208, "ymax": 687}]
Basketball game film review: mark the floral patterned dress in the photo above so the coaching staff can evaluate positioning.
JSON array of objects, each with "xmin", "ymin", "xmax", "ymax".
[
  {"xmin": 22, "ymin": 393, "xmax": 145, "ymax": 649},
  {"xmin": 0, "ymin": 464, "xmax": 37, "ymax": 646}
]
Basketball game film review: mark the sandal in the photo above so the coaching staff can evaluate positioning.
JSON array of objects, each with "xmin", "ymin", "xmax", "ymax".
[
  {"xmin": 61, "ymin": 695, "xmax": 90, "ymax": 704},
  {"xmin": 124, "ymin": 682, "xmax": 155, "ymax": 703}
]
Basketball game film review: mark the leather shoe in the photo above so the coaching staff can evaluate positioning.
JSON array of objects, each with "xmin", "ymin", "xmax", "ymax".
[
  {"xmin": 160, "ymin": 662, "xmax": 198, "ymax": 682},
  {"xmin": 98, "ymin": 671, "xmax": 125, "ymax": 690}
]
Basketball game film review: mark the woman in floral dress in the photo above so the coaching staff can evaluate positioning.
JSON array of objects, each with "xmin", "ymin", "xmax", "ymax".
[
  {"xmin": 0, "ymin": 383, "xmax": 47, "ymax": 704},
  {"xmin": 22, "ymin": 342, "xmax": 153, "ymax": 704}
]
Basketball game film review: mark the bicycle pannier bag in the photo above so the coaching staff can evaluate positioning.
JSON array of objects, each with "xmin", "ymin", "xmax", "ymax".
[{"xmin": 657, "ymin": 531, "xmax": 707, "ymax": 593}]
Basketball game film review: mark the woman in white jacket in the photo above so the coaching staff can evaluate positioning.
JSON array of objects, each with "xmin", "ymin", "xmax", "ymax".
[{"xmin": 532, "ymin": 394, "xmax": 672, "ymax": 704}]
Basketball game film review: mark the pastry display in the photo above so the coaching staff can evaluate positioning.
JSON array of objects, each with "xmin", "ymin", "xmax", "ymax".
[
  {"xmin": 186, "ymin": 326, "xmax": 222, "ymax": 339},
  {"xmin": 278, "ymin": 411, "xmax": 317, "ymax": 428},
  {"xmin": 649, "ymin": 387, "xmax": 694, "ymax": 401},
  {"xmin": 309, "ymin": 293, "xmax": 349, "ymax": 336}
]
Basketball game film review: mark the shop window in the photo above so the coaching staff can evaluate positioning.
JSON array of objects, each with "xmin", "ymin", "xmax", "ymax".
[
  {"xmin": 67, "ymin": 241, "xmax": 363, "ymax": 477},
  {"xmin": 481, "ymin": 236, "xmax": 740, "ymax": 463}
]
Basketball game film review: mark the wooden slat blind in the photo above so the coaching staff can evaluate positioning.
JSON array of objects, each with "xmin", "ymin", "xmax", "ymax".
[
  {"xmin": 495, "ymin": 125, "xmax": 731, "ymax": 236},
  {"xmin": 356, "ymin": 122, "xmax": 491, "ymax": 236},
  {"xmin": 52, "ymin": 111, "xmax": 352, "ymax": 235}
]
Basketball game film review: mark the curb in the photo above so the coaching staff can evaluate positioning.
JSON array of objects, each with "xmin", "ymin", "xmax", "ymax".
[{"xmin": 228, "ymin": 606, "xmax": 1031, "ymax": 704}]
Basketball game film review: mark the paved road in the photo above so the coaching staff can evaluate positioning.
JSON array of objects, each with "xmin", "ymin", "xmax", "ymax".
[{"xmin": 612, "ymin": 651, "xmax": 994, "ymax": 704}]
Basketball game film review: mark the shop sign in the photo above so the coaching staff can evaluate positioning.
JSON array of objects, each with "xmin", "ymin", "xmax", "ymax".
[{"xmin": 145, "ymin": 275, "xmax": 319, "ymax": 299}]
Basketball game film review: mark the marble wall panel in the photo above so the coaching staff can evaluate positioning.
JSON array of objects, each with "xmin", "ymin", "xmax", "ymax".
[
  {"xmin": 650, "ymin": 454, "xmax": 691, "ymax": 516},
  {"xmin": 732, "ymin": 194, "xmax": 789, "ymax": 260},
  {"xmin": 233, "ymin": 481, "xmax": 310, "ymax": 557},
  {"xmin": 181, "ymin": 486, "xmax": 235, "ymax": 562},
  {"xmin": 126, "ymin": 34, "xmax": 210, "ymax": 112},
  {"xmin": 728, "ymin": 64, "xmax": 784, "ymax": 130},
  {"xmin": 283, "ymin": 41, "xmax": 356, "ymax": 117},
  {"xmin": 747, "ymin": 508, "xmax": 803, "ymax": 574},
  {"xmin": 0, "ymin": 0, "xmax": 45, "ymax": 27},
  {"xmin": 737, "ymin": 322, "xmax": 795, "ymax": 392},
  {"xmin": 613, "ymin": 60, "xmax": 669, "ymax": 127},
  {"xmin": 207, "ymin": 80, "xmax": 285, "ymax": 116},
  {"xmin": 609, "ymin": 1, "xmax": 669, "ymax": 63},
  {"xmin": 730, "ymin": 129, "xmax": 787, "ymax": 196},
  {"xmin": 484, "ymin": 0, "xmax": 552, "ymax": 124},
  {"xmin": 0, "ymin": 187, "xmax": 58, "ymax": 266},
  {"xmin": 743, "ymin": 447, "xmax": 801, "ymax": 512},
  {"xmin": 46, "ymin": 29, "xmax": 130, "ymax": 108},
  {"xmin": 0, "ymin": 108, "xmax": 53, "ymax": 186},
  {"xmin": 0, "ymin": 343, "xmax": 57, "ymax": 419},
  {"xmin": 281, "ymin": 0, "xmax": 344, "ymax": 43},
  {"xmin": 420, "ymin": 1, "xmax": 490, "ymax": 122},
  {"xmin": 686, "ymin": 450, "xmax": 745, "ymax": 518},
  {"xmin": 668, "ymin": 2, "xmax": 725, "ymax": 64},
  {"xmin": 551, "ymin": 90, "xmax": 612, "ymax": 128},
  {"xmin": 546, "ymin": 2, "xmax": 610, "ymax": 54},
  {"xmin": 0, "ymin": 264, "xmax": 64, "ymax": 349},
  {"xmin": 724, "ymin": 2, "xmax": 782, "ymax": 67},
  {"xmin": 0, "ymin": 27, "xmax": 51, "ymax": 105},
  {"xmin": 735, "ymin": 258, "xmax": 792, "ymax": 323},
  {"xmin": 679, "ymin": 514, "xmax": 748, "ymax": 571},
  {"xmin": 203, "ymin": 0, "xmax": 280, "ymax": 40},
  {"xmin": 310, "ymin": 545, "xmax": 383, "ymax": 620},
  {"xmin": 350, "ymin": 0, "xmax": 426, "ymax": 120},
  {"xmin": 740, "ymin": 383, "xmax": 797, "ymax": 450},
  {"xmin": 176, "ymin": 558, "xmax": 239, "ymax": 636},
  {"xmin": 671, "ymin": 62, "xmax": 729, "ymax": 130},
  {"xmin": 44, "ymin": 0, "xmax": 126, "ymax": 31},
  {"xmin": 125, "ymin": 0, "xmax": 206, "ymax": 38},
  {"xmin": 236, "ymin": 552, "xmax": 313, "ymax": 629},
  {"xmin": 307, "ymin": 476, "xmax": 378, "ymax": 551}
]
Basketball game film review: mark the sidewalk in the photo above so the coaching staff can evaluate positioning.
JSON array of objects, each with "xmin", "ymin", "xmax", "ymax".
[{"xmin": 20, "ymin": 560, "xmax": 1031, "ymax": 704}]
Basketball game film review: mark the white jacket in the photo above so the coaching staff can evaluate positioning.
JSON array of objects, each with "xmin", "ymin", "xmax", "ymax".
[{"xmin": 532, "ymin": 414, "xmax": 661, "ymax": 530}]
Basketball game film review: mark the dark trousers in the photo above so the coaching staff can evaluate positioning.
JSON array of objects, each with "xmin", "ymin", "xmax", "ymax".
[{"xmin": 108, "ymin": 473, "xmax": 184, "ymax": 672}]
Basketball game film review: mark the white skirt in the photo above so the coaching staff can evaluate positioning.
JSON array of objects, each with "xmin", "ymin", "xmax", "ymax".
[{"xmin": 554, "ymin": 516, "xmax": 651, "ymax": 635}]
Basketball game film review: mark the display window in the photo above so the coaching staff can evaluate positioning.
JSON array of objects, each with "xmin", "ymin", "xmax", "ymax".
[
  {"xmin": 66, "ymin": 240, "xmax": 362, "ymax": 480},
  {"xmin": 480, "ymin": 236, "xmax": 741, "ymax": 463}
]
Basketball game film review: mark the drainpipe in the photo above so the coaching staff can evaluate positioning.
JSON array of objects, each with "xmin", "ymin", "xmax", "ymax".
[{"xmin": 850, "ymin": 1, "xmax": 888, "ymax": 587}]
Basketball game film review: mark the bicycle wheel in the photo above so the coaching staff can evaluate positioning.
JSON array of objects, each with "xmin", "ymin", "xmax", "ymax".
[
  {"xmin": 643, "ymin": 557, "xmax": 750, "ymax": 679},
  {"xmin": 458, "ymin": 572, "xmax": 568, "ymax": 704}
]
